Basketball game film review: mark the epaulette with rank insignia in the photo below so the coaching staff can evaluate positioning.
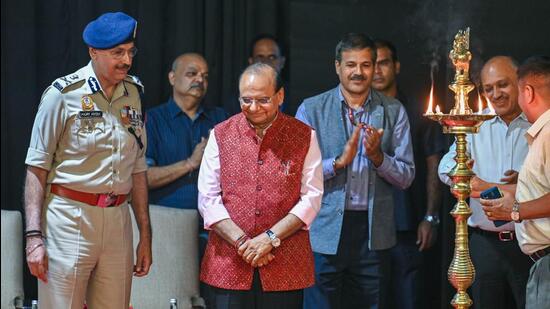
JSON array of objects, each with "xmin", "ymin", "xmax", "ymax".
[
  {"xmin": 52, "ymin": 72, "xmax": 85, "ymax": 94},
  {"xmin": 125, "ymin": 74, "xmax": 145, "ymax": 94}
]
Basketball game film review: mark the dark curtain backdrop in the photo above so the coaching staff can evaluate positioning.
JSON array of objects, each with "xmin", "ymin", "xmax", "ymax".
[{"xmin": 2, "ymin": 0, "xmax": 549, "ymax": 306}]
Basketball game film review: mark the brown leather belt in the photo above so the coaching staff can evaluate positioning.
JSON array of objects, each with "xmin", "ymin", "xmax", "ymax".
[
  {"xmin": 530, "ymin": 247, "xmax": 550, "ymax": 262},
  {"xmin": 470, "ymin": 227, "xmax": 515, "ymax": 242},
  {"xmin": 51, "ymin": 184, "xmax": 127, "ymax": 208}
]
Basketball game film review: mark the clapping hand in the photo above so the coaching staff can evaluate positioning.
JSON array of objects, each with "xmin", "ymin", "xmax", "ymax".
[{"xmin": 363, "ymin": 126, "xmax": 384, "ymax": 167}]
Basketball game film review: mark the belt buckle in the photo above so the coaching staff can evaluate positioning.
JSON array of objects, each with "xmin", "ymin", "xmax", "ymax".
[
  {"xmin": 97, "ymin": 193, "xmax": 117, "ymax": 208},
  {"xmin": 498, "ymin": 231, "xmax": 514, "ymax": 242}
]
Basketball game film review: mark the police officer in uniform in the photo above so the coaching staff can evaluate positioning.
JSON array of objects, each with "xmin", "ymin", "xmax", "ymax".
[{"xmin": 24, "ymin": 12, "xmax": 152, "ymax": 309}]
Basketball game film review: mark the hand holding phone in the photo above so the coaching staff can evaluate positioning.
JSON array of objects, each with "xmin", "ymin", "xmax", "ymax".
[{"xmin": 479, "ymin": 186, "xmax": 509, "ymax": 227}]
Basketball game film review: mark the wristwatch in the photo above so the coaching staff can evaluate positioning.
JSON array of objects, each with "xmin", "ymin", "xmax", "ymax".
[
  {"xmin": 332, "ymin": 156, "xmax": 340, "ymax": 171},
  {"xmin": 265, "ymin": 229, "xmax": 281, "ymax": 248},
  {"xmin": 424, "ymin": 215, "xmax": 440, "ymax": 226},
  {"xmin": 511, "ymin": 200, "xmax": 521, "ymax": 223}
]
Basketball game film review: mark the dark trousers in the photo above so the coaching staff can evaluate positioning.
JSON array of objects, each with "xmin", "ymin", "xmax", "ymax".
[
  {"xmin": 526, "ymin": 254, "xmax": 550, "ymax": 309},
  {"xmin": 206, "ymin": 270, "xmax": 303, "ymax": 309},
  {"xmin": 380, "ymin": 231, "xmax": 423, "ymax": 309},
  {"xmin": 304, "ymin": 211, "xmax": 385, "ymax": 309},
  {"xmin": 469, "ymin": 229, "xmax": 532, "ymax": 309}
]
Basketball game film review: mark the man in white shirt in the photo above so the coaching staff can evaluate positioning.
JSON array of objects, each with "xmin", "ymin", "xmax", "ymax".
[
  {"xmin": 480, "ymin": 55, "xmax": 550, "ymax": 309},
  {"xmin": 439, "ymin": 56, "xmax": 532, "ymax": 309}
]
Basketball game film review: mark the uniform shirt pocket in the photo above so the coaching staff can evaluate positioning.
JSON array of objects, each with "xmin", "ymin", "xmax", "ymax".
[{"xmin": 72, "ymin": 118, "xmax": 106, "ymax": 153}]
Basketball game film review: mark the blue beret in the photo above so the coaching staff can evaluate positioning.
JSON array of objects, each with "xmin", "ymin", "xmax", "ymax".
[{"xmin": 83, "ymin": 12, "xmax": 137, "ymax": 49}]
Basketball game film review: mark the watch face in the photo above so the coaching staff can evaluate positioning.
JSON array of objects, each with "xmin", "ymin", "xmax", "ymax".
[
  {"xmin": 511, "ymin": 212, "xmax": 520, "ymax": 222},
  {"xmin": 272, "ymin": 238, "xmax": 281, "ymax": 248}
]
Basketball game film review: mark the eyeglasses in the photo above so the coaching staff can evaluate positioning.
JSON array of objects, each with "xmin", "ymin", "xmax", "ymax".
[
  {"xmin": 109, "ymin": 47, "xmax": 138, "ymax": 60},
  {"xmin": 239, "ymin": 94, "xmax": 276, "ymax": 106}
]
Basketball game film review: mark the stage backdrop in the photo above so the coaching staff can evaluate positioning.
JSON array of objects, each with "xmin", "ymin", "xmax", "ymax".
[{"xmin": 2, "ymin": 0, "xmax": 549, "ymax": 305}]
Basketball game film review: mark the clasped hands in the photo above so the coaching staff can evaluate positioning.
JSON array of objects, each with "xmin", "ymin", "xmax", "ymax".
[{"xmin": 237, "ymin": 233, "xmax": 275, "ymax": 268}]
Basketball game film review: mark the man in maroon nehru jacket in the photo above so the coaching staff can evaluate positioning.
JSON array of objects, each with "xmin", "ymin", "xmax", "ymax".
[{"xmin": 197, "ymin": 62, "xmax": 323, "ymax": 308}]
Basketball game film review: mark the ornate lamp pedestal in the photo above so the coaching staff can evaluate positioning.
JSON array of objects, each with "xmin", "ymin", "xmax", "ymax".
[{"xmin": 424, "ymin": 28, "xmax": 496, "ymax": 309}]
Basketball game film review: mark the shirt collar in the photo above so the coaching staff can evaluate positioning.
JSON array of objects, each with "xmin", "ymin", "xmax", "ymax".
[
  {"xmin": 526, "ymin": 108, "xmax": 550, "ymax": 142},
  {"xmin": 167, "ymin": 97, "xmax": 206, "ymax": 120},
  {"xmin": 336, "ymin": 84, "xmax": 372, "ymax": 110},
  {"xmin": 488, "ymin": 110, "xmax": 529, "ymax": 125}
]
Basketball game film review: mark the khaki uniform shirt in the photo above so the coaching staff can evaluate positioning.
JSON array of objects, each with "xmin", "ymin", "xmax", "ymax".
[
  {"xmin": 515, "ymin": 109, "xmax": 550, "ymax": 255},
  {"xmin": 25, "ymin": 61, "xmax": 147, "ymax": 195}
]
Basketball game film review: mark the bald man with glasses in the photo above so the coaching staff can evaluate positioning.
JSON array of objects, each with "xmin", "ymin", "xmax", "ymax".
[{"xmin": 198, "ymin": 63, "xmax": 323, "ymax": 309}]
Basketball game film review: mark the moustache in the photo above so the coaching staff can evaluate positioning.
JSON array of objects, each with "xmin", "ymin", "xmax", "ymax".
[
  {"xmin": 116, "ymin": 64, "xmax": 131, "ymax": 70},
  {"xmin": 350, "ymin": 75, "xmax": 366, "ymax": 81},
  {"xmin": 189, "ymin": 83, "xmax": 204, "ymax": 91},
  {"xmin": 491, "ymin": 95, "xmax": 508, "ymax": 104}
]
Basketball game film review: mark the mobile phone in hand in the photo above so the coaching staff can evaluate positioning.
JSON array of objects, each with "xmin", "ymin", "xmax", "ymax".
[{"xmin": 480, "ymin": 186, "xmax": 509, "ymax": 227}]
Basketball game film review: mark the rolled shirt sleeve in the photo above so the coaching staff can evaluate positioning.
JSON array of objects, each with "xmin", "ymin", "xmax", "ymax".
[
  {"xmin": 289, "ymin": 130, "xmax": 324, "ymax": 229},
  {"xmin": 198, "ymin": 130, "xmax": 231, "ymax": 229},
  {"xmin": 25, "ymin": 87, "xmax": 67, "ymax": 171},
  {"xmin": 373, "ymin": 105, "xmax": 415, "ymax": 189}
]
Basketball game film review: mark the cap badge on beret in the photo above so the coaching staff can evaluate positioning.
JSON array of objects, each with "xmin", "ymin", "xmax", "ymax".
[{"xmin": 83, "ymin": 12, "xmax": 137, "ymax": 49}]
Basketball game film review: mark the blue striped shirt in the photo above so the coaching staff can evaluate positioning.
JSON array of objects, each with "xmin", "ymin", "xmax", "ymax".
[{"xmin": 146, "ymin": 98, "xmax": 227, "ymax": 208}]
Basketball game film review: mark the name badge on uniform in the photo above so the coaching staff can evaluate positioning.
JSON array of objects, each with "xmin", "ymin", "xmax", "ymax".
[
  {"xmin": 78, "ymin": 111, "xmax": 103, "ymax": 119},
  {"xmin": 79, "ymin": 95, "xmax": 100, "ymax": 132}
]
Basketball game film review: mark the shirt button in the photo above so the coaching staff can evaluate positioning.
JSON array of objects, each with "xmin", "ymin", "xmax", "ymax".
[
  {"xmin": 258, "ymin": 159, "xmax": 263, "ymax": 165},
  {"xmin": 350, "ymin": 196, "xmax": 354, "ymax": 200},
  {"xmin": 113, "ymin": 147, "xmax": 118, "ymax": 152},
  {"xmin": 113, "ymin": 170, "xmax": 118, "ymax": 175},
  {"xmin": 255, "ymin": 210, "xmax": 261, "ymax": 216},
  {"xmin": 112, "ymin": 125, "xmax": 116, "ymax": 130},
  {"xmin": 256, "ymin": 185, "xmax": 262, "ymax": 191}
]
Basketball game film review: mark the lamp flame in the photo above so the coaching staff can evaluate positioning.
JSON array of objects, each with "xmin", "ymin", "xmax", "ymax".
[
  {"xmin": 426, "ymin": 82, "xmax": 434, "ymax": 114},
  {"xmin": 435, "ymin": 105, "xmax": 442, "ymax": 114},
  {"xmin": 486, "ymin": 98, "xmax": 496, "ymax": 114}
]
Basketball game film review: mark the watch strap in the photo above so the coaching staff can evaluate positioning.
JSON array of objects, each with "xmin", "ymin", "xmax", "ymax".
[
  {"xmin": 424, "ymin": 215, "xmax": 440, "ymax": 225},
  {"xmin": 511, "ymin": 200, "xmax": 522, "ymax": 223}
]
